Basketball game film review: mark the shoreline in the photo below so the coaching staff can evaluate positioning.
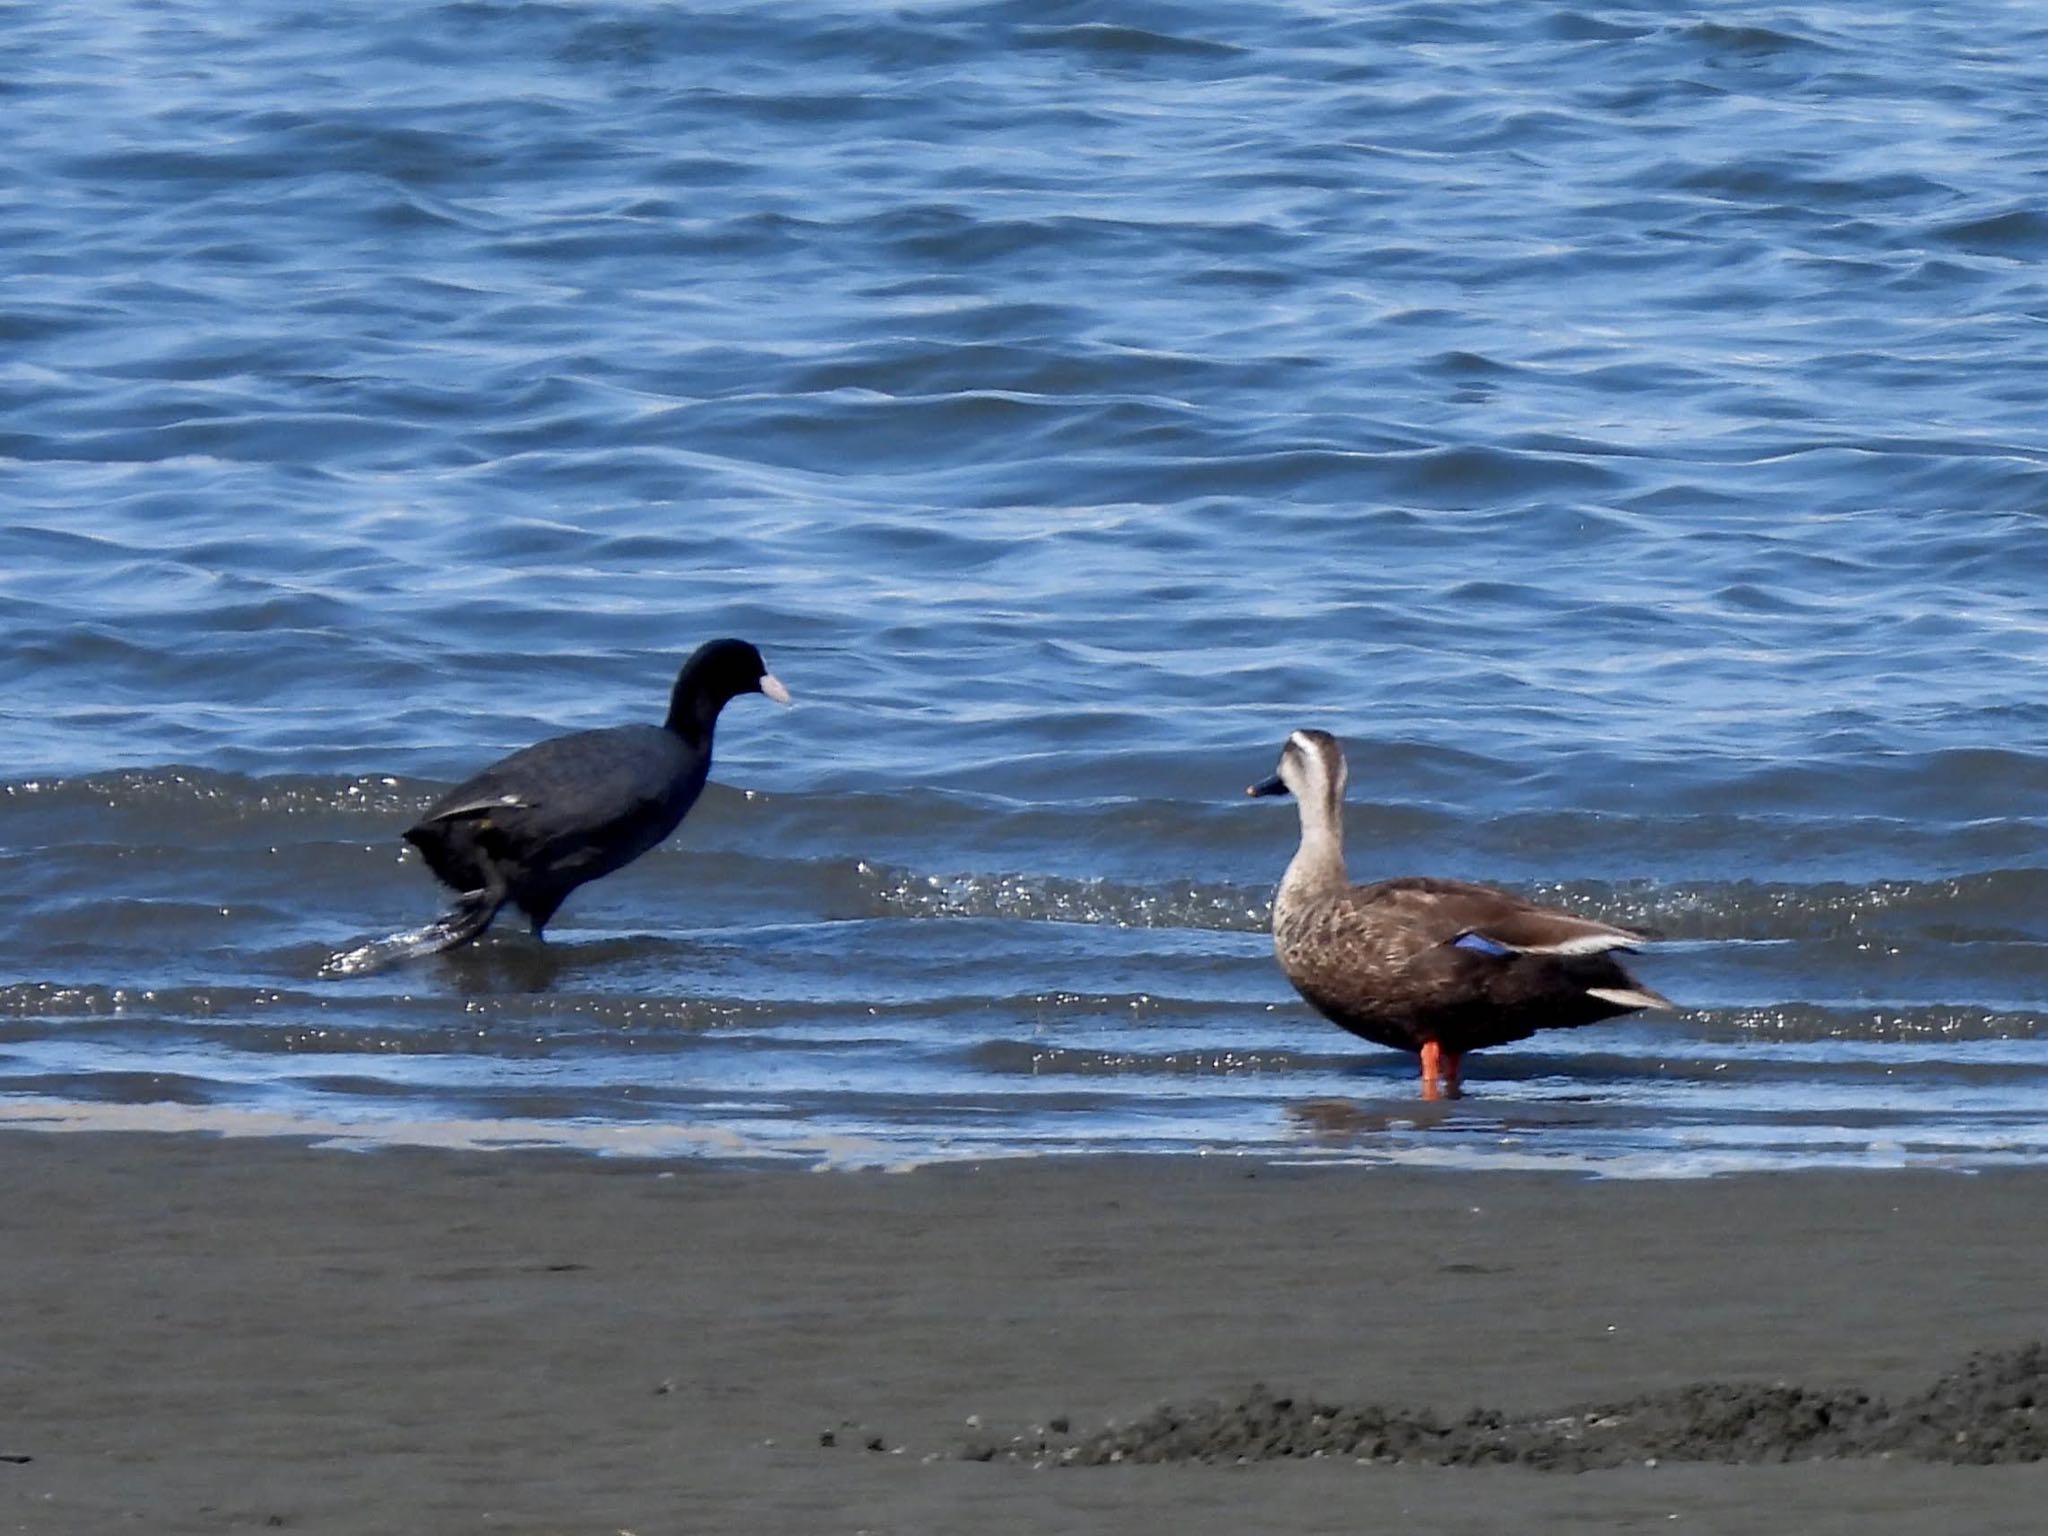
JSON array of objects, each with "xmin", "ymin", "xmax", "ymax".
[
  {"xmin": 0, "ymin": 1093, "xmax": 2030, "ymax": 1181},
  {"xmin": 4, "ymin": 1131, "xmax": 2046, "ymax": 1533}
]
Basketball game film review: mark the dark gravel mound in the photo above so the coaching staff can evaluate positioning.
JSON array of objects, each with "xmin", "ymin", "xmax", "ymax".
[
  {"xmin": 958, "ymin": 1344, "xmax": 2048, "ymax": 1470},
  {"xmin": 1875, "ymin": 1342, "xmax": 2048, "ymax": 1464}
]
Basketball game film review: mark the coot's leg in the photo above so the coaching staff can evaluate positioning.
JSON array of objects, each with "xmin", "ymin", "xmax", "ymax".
[
  {"xmin": 319, "ymin": 854, "xmax": 510, "ymax": 978},
  {"xmin": 431, "ymin": 854, "xmax": 510, "ymax": 951},
  {"xmin": 523, "ymin": 891, "xmax": 563, "ymax": 940}
]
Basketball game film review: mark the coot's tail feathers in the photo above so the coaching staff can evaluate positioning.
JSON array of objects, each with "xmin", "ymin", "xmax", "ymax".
[{"xmin": 319, "ymin": 886, "xmax": 507, "ymax": 979}]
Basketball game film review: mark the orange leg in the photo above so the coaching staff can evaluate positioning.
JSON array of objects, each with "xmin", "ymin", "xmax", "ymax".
[
  {"xmin": 1419, "ymin": 1040, "xmax": 1443, "ymax": 1101},
  {"xmin": 1442, "ymin": 1050, "xmax": 1464, "ymax": 1100}
]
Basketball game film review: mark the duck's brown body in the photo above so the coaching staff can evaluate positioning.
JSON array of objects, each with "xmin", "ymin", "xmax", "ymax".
[
  {"xmin": 1253, "ymin": 731, "xmax": 1670, "ymax": 1098},
  {"xmin": 1274, "ymin": 874, "xmax": 1659, "ymax": 1058}
]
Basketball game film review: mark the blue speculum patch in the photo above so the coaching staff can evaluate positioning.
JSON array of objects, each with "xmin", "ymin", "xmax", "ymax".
[{"xmin": 1453, "ymin": 932, "xmax": 1515, "ymax": 957}]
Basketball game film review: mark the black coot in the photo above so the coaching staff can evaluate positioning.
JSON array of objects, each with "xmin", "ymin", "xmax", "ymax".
[{"xmin": 400, "ymin": 637, "xmax": 789, "ymax": 952}]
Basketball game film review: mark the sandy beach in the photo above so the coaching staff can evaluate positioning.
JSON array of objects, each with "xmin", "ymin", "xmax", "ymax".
[{"xmin": 3, "ymin": 1134, "xmax": 2046, "ymax": 1534}]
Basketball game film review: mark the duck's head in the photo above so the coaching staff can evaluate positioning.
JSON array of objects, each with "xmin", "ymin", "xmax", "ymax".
[{"xmin": 1247, "ymin": 728, "xmax": 1347, "ymax": 808}]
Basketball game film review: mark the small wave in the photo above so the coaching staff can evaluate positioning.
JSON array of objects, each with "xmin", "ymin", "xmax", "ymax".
[
  {"xmin": 1526, "ymin": 870, "xmax": 2048, "ymax": 945},
  {"xmin": 0, "ymin": 768, "xmax": 427, "ymax": 820},
  {"xmin": 1934, "ymin": 208, "xmax": 2048, "ymax": 257},
  {"xmin": 1677, "ymin": 20, "xmax": 1836, "ymax": 57},
  {"xmin": 851, "ymin": 860, "xmax": 1269, "ymax": 930},
  {"xmin": 0, "ymin": 977, "xmax": 1247, "ymax": 1040},
  {"xmin": 1014, "ymin": 24, "xmax": 1244, "ymax": 62},
  {"xmin": 1695, "ymin": 1004, "xmax": 2048, "ymax": 1045},
  {"xmin": 0, "ymin": 981, "xmax": 310, "ymax": 1021},
  {"xmin": 971, "ymin": 1040, "xmax": 1320, "ymax": 1077},
  {"xmin": 847, "ymin": 861, "xmax": 2048, "ymax": 947}
]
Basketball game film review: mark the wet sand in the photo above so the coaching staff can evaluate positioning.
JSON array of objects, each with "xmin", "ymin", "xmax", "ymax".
[{"xmin": 3, "ymin": 1134, "xmax": 2046, "ymax": 1534}]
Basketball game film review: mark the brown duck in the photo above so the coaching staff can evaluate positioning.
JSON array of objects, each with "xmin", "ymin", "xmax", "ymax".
[{"xmin": 1248, "ymin": 729, "xmax": 1671, "ymax": 1099}]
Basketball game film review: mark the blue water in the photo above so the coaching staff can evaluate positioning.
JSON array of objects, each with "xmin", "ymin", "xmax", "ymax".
[{"xmin": 4, "ymin": 1, "xmax": 2048, "ymax": 1171}]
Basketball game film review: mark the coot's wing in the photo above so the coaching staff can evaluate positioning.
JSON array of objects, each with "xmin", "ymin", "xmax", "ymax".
[
  {"xmin": 413, "ymin": 788, "xmax": 537, "ymax": 825},
  {"xmin": 411, "ymin": 725, "xmax": 699, "ymax": 880},
  {"xmin": 408, "ymin": 763, "xmax": 544, "ymax": 843}
]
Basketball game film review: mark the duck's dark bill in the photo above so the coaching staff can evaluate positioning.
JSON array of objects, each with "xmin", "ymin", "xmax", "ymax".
[{"xmin": 1246, "ymin": 774, "xmax": 1289, "ymax": 798}]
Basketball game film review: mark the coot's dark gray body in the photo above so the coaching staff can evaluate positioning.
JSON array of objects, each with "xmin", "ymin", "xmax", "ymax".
[
  {"xmin": 401, "ymin": 638, "xmax": 787, "ymax": 950},
  {"xmin": 406, "ymin": 723, "xmax": 712, "ymax": 935}
]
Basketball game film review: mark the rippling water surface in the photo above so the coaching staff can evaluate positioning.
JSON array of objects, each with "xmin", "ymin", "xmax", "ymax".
[{"xmin": 4, "ymin": 2, "xmax": 2048, "ymax": 1171}]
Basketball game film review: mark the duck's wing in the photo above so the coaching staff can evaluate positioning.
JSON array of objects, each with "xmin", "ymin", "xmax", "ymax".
[
  {"xmin": 1361, "ymin": 878, "xmax": 1651, "ymax": 952},
  {"xmin": 1450, "ymin": 907, "xmax": 1650, "ymax": 957},
  {"xmin": 1360, "ymin": 877, "xmax": 1672, "ymax": 1009}
]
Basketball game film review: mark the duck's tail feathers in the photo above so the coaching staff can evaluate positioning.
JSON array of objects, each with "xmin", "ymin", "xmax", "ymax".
[
  {"xmin": 1585, "ymin": 984, "xmax": 1675, "ymax": 1012},
  {"xmin": 1515, "ymin": 930, "xmax": 1645, "ymax": 957},
  {"xmin": 1451, "ymin": 901, "xmax": 1661, "ymax": 958}
]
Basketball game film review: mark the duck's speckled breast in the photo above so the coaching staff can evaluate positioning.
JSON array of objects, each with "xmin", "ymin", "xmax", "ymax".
[{"xmin": 1272, "ymin": 886, "xmax": 1439, "ymax": 1052}]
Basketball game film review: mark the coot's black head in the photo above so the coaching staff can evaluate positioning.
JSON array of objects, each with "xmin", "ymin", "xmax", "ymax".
[{"xmin": 666, "ymin": 638, "xmax": 791, "ymax": 736}]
